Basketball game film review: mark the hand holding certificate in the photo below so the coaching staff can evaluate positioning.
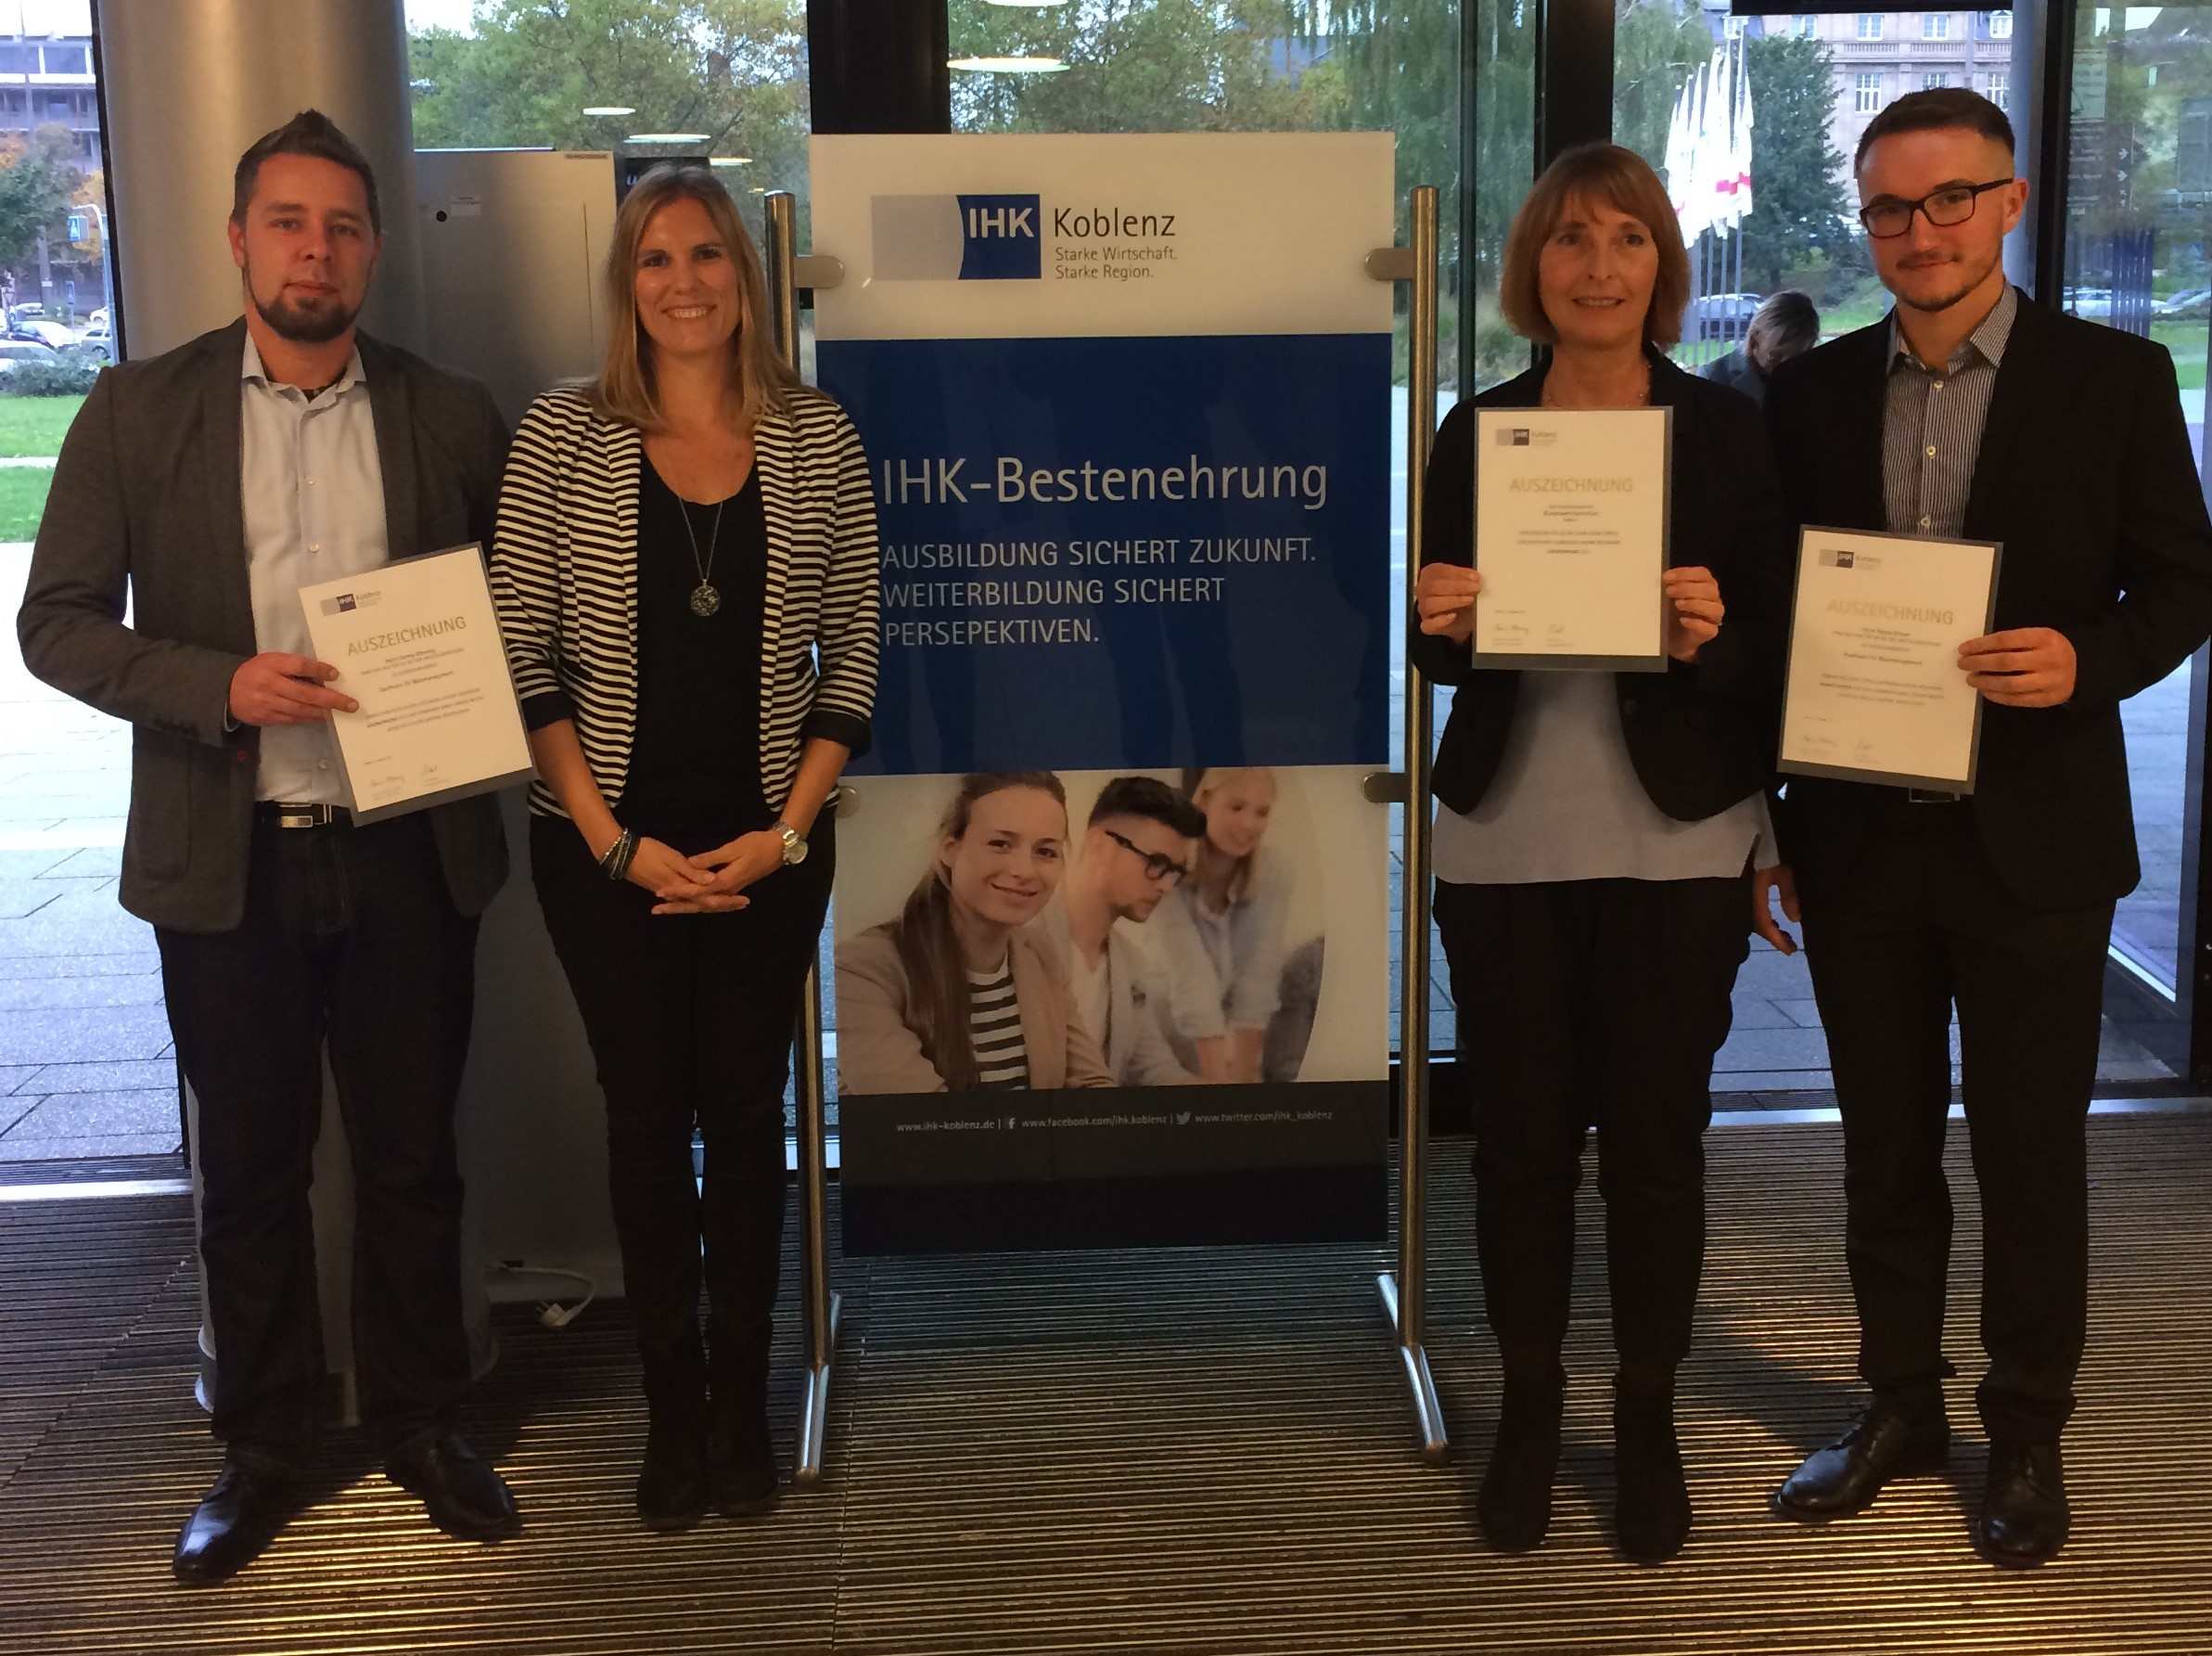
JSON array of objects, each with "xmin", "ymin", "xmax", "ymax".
[
  {"xmin": 1472, "ymin": 406, "xmax": 1670, "ymax": 672},
  {"xmin": 1779, "ymin": 527, "xmax": 2001, "ymax": 792},
  {"xmin": 297, "ymin": 545, "xmax": 534, "ymax": 822}
]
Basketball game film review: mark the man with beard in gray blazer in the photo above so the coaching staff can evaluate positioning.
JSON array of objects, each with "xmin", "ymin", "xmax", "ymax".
[{"xmin": 17, "ymin": 110, "xmax": 517, "ymax": 1585}]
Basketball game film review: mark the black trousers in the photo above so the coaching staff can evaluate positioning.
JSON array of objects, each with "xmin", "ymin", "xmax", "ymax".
[
  {"xmin": 1799, "ymin": 804, "xmax": 2111, "ymax": 1444},
  {"xmin": 531, "ymin": 813, "xmax": 833, "ymax": 1423},
  {"xmin": 157, "ymin": 815, "xmax": 479, "ymax": 1473},
  {"xmin": 1435, "ymin": 876, "xmax": 1750, "ymax": 1367}
]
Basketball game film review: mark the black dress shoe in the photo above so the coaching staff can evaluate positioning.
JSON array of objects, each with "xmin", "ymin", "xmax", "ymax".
[
  {"xmin": 384, "ymin": 1431, "xmax": 520, "ymax": 1540},
  {"xmin": 709, "ymin": 1406, "xmax": 781, "ymax": 1519},
  {"xmin": 637, "ymin": 1415, "xmax": 711, "ymax": 1532},
  {"xmin": 1772, "ymin": 1404, "xmax": 1949, "ymax": 1523},
  {"xmin": 1979, "ymin": 1441, "xmax": 2069, "ymax": 1566},
  {"xmin": 173, "ymin": 1463, "xmax": 304, "ymax": 1586},
  {"xmin": 1477, "ymin": 1367, "xmax": 1565, "ymax": 1551},
  {"xmin": 1614, "ymin": 1382, "xmax": 1691, "ymax": 1564}
]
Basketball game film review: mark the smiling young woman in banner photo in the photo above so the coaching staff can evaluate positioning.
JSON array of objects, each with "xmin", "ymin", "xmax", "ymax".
[
  {"xmin": 835, "ymin": 771, "xmax": 1116, "ymax": 1097},
  {"xmin": 488, "ymin": 162, "xmax": 879, "ymax": 1534},
  {"xmin": 1410, "ymin": 142, "xmax": 1793, "ymax": 1566}
]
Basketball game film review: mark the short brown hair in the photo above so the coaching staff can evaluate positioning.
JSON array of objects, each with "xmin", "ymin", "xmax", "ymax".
[
  {"xmin": 590, "ymin": 163, "xmax": 801, "ymax": 432},
  {"xmin": 1747, "ymin": 290, "xmax": 1820, "ymax": 364},
  {"xmin": 1498, "ymin": 144, "xmax": 1689, "ymax": 350},
  {"xmin": 1855, "ymin": 88, "xmax": 2014, "ymax": 172},
  {"xmin": 233, "ymin": 110, "xmax": 380, "ymax": 234}
]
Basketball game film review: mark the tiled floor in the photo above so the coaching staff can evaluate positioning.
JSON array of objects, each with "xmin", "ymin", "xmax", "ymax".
[{"xmin": 0, "ymin": 546, "xmax": 178, "ymax": 1163}]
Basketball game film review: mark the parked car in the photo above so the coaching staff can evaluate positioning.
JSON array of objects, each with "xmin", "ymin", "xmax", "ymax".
[
  {"xmin": 1683, "ymin": 291, "xmax": 1763, "ymax": 342},
  {"xmin": 0, "ymin": 338, "xmax": 60, "ymax": 377},
  {"xmin": 2063, "ymin": 287, "xmax": 2114, "ymax": 318},
  {"xmin": 9, "ymin": 318, "xmax": 78, "ymax": 350},
  {"xmin": 2156, "ymin": 286, "xmax": 2212, "ymax": 319}
]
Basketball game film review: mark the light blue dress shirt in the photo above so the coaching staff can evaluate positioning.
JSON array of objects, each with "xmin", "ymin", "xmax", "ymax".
[{"xmin": 238, "ymin": 333, "xmax": 388, "ymax": 805}]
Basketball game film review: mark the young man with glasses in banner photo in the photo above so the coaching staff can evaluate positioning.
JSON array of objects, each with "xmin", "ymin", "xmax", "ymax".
[
  {"xmin": 1034, "ymin": 776, "xmax": 1209, "ymax": 1088},
  {"xmin": 1758, "ymin": 88, "xmax": 2212, "ymax": 1567}
]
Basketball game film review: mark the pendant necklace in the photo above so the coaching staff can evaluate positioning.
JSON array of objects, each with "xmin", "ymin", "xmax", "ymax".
[{"xmin": 675, "ymin": 493, "xmax": 725, "ymax": 617}]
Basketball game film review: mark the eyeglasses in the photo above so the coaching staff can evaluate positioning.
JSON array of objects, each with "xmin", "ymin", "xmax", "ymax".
[
  {"xmin": 1859, "ymin": 178, "xmax": 2014, "ymax": 239},
  {"xmin": 1102, "ymin": 828, "xmax": 1189, "ymax": 885}
]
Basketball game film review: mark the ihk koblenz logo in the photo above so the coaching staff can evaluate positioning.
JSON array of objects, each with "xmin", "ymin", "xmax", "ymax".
[{"xmin": 873, "ymin": 193, "xmax": 1042, "ymax": 282}]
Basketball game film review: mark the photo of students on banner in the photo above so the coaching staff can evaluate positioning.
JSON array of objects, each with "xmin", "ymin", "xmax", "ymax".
[
  {"xmin": 833, "ymin": 764, "xmax": 1386, "ymax": 1250},
  {"xmin": 835, "ymin": 767, "xmax": 1359, "ymax": 1097}
]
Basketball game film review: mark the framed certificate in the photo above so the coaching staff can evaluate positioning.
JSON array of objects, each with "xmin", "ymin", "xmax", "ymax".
[
  {"xmin": 297, "ymin": 545, "xmax": 535, "ymax": 823},
  {"xmin": 1471, "ymin": 405, "xmax": 1670, "ymax": 672},
  {"xmin": 1778, "ymin": 526, "xmax": 2002, "ymax": 793}
]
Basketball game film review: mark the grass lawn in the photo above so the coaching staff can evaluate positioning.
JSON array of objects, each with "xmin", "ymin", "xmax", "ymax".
[
  {"xmin": 2152, "ymin": 321, "xmax": 2208, "ymax": 390},
  {"xmin": 0, "ymin": 393, "xmax": 85, "ymax": 457},
  {"xmin": 0, "ymin": 464, "xmax": 52, "ymax": 538}
]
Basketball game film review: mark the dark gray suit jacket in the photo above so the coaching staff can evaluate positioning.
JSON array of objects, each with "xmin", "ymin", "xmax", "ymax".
[{"xmin": 16, "ymin": 318, "xmax": 513, "ymax": 933}]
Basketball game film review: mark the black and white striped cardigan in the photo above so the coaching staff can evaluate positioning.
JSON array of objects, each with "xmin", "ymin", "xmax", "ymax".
[{"xmin": 491, "ymin": 385, "xmax": 881, "ymax": 819}]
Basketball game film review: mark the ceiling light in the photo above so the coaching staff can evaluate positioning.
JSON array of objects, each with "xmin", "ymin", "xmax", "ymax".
[
  {"xmin": 582, "ymin": 106, "xmax": 636, "ymax": 117},
  {"xmin": 949, "ymin": 56, "xmax": 1069, "ymax": 73},
  {"xmin": 710, "ymin": 156, "xmax": 754, "ymax": 168},
  {"xmin": 626, "ymin": 132, "xmax": 711, "ymax": 144}
]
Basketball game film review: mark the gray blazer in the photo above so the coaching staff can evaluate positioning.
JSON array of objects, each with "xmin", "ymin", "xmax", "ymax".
[{"xmin": 16, "ymin": 318, "xmax": 513, "ymax": 933}]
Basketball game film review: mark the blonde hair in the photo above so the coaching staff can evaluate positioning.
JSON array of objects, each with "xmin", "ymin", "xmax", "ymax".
[
  {"xmin": 1497, "ymin": 143, "xmax": 1690, "ymax": 350},
  {"xmin": 1183, "ymin": 766, "xmax": 1275, "ymax": 909},
  {"xmin": 588, "ymin": 163, "xmax": 802, "ymax": 431}
]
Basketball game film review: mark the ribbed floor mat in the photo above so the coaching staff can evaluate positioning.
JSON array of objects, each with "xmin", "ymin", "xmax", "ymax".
[{"xmin": 2, "ymin": 1112, "xmax": 2207, "ymax": 1654}]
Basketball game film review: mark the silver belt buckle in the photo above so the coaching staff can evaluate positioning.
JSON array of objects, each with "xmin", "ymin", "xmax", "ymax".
[
  {"xmin": 270, "ymin": 802, "xmax": 335, "ymax": 828},
  {"xmin": 1905, "ymin": 788, "xmax": 1963, "ymax": 805}
]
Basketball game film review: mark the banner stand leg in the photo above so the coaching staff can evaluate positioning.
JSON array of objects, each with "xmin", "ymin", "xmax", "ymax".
[
  {"xmin": 1368, "ymin": 186, "xmax": 1448, "ymax": 1462},
  {"xmin": 765, "ymin": 189, "xmax": 849, "ymax": 1487}
]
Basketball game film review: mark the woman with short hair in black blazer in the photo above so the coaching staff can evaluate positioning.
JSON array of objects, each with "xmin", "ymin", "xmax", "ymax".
[
  {"xmin": 491, "ymin": 164, "xmax": 878, "ymax": 1530},
  {"xmin": 1413, "ymin": 143, "xmax": 1790, "ymax": 1563}
]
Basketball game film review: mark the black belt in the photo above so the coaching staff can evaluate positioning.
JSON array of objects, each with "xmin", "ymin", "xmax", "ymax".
[{"xmin": 256, "ymin": 802, "xmax": 352, "ymax": 828}]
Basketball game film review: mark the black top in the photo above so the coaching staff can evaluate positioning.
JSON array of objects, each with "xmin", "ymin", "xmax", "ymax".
[
  {"xmin": 1765, "ymin": 292, "xmax": 2212, "ymax": 907},
  {"xmin": 620, "ymin": 461, "xmax": 772, "ymax": 844},
  {"xmin": 1411, "ymin": 347, "xmax": 1793, "ymax": 825}
]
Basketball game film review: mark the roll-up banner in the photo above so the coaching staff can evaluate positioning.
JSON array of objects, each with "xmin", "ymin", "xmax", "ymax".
[{"xmin": 812, "ymin": 135, "xmax": 1395, "ymax": 1254}]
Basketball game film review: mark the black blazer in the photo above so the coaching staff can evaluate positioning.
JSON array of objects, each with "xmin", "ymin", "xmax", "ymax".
[
  {"xmin": 1763, "ymin": 291, "xmax": 2212, "ymax": 908},
  {"xmin": 1412, "ymin": 349, "xmax": 1793, "ymax": 824},
  {"xmin": 17, "ymin": 319, "xmax": 513, "ymax": 933}
]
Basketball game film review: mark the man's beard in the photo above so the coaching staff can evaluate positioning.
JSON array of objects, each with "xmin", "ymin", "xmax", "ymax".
[
  {"xmin": 246, "ymin": 267, "xmax": 359, "ymax": 344},
  {"xmin": 1894, "ymin": 247, "xmax": 2000, "ymax": 315}
]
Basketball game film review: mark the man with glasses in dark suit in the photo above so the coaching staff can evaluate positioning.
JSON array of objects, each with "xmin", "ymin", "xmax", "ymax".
[
  {"xmin": 18, "ymin": 110, "xmax": 518, "ymax": 1584},
  {"xmin": 1758, "ymin": 88, "xmax": 2212, "ymax": 1565}
]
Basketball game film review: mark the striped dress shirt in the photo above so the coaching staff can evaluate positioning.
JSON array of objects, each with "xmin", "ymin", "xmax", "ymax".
[
  {"xmin": 1881, "ymin": 282, "xmax": 2018, "ymax": 538},
  {"xmin": 491, "ymin": 385, "xmax": 881, "ymax": 817}
]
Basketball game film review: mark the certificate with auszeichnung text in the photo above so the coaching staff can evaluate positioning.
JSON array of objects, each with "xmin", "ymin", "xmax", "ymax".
[
  {"xmin": 1778, "ymin": 526, "xmax": 2001, "ymax": 793},
  {"xmin": 1471, "ymin": 405, "xmax": 1669, "ymax": 673},
  {"xmin": 297, "ymin": 545, "xmax": 535, "ymax": 824}
]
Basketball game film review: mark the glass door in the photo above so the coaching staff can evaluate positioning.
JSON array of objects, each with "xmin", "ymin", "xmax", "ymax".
[{"xmin": 2062, "ymin": 1, "xmax": 2209, "ymax": 1081}]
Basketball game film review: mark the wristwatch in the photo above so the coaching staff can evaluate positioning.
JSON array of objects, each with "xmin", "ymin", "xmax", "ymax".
[{"xmin": 775, "ymin": 821, "xmax": 809, "ymax": 866}]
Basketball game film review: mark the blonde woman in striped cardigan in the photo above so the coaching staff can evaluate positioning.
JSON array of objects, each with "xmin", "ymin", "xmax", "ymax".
[{"xmin": 490, "ymin": 164, "xmax": 877, "ymax": 1532}]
